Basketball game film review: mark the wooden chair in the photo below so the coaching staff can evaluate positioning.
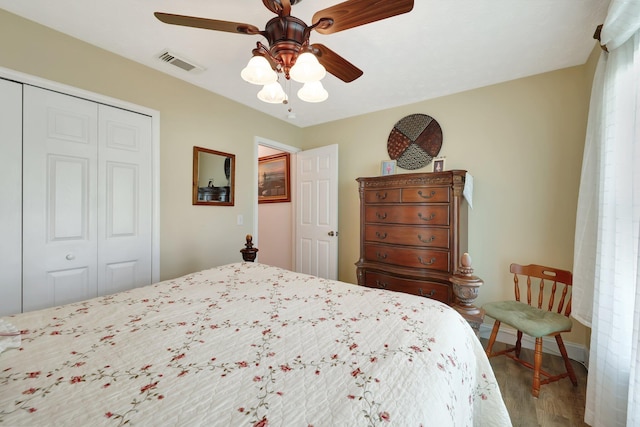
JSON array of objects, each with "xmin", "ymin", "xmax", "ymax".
[{"xmin": 483, "ymin": 264, "xmax": 578, "ymax": 397}]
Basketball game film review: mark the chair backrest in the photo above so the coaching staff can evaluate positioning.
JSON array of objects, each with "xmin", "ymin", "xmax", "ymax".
[{"xmin": 510, "ymin": 264, "xmax": 573, "ymax": 317}]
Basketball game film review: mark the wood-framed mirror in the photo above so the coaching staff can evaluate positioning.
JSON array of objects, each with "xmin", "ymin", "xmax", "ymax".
[{"xmin": 192, "ymin": 146, "xmax": 235, "ymax": 206}]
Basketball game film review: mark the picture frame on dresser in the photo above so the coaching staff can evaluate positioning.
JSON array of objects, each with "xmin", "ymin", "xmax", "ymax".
[
  {"xmin": 432, "ymin": 158, "xmax": 446, "ymax": 172},
  {"xmin": 258, "ymin": 152, "xmax": 291, "ymax": 204},
  {"xmin": 380, "ymin": 160, "xmax": 396, "ymax": 176}
]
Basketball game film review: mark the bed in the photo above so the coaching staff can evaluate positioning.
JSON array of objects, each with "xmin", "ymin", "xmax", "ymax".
[{"xmin": 1, "ymin": 262, "xmax": 511, "ymax": 426}]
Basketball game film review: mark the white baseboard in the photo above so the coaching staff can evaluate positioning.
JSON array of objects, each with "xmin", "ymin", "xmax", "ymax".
[{"xmin": 479, "ymin": 322, "xmax": 589, "ymax": 367}]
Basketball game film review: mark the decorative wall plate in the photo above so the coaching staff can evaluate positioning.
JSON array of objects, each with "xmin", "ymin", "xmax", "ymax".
[{"xmin": 387, "ymin": 113, "xmax": 442, "ymax": 170}]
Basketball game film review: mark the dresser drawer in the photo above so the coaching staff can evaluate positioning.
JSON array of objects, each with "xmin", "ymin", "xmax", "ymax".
[
  {"xmin": 364, "ymin": 205, "xmax": 450, "ymax": 226},
  {"xmin": 402, "ymin": 187, "xmax": 450, "ymax": 203},
  {"xmin": 364, "ymin": 244, "xmax": 450, "ymax": 271},
  {"xmin": 364, "ymin": 189, "xmax": 401, "ymax": 203},
  {"xmin": 364, "ymin": 224, "xmax": 450, "ymax": 249},
  {"xmin": 364, "ymin": 271, "xmax": 451, "ymax": 304}
]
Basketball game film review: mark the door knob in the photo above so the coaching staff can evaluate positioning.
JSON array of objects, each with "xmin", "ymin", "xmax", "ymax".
[{"xmin": 328, "ymin": 231, "xmax": 339, "ymax": 237}]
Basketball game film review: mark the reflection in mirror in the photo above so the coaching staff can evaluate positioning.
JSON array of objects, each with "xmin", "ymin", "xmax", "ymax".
[{"xmin": 193, "ymin": 146, "xmax": 235, "ymax": 206}]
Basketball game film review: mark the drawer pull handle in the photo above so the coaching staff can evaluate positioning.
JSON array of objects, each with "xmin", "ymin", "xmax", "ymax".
[
  {"xmin": 418, "ymin": 256, "xmax": 436, "ymax": 266},
  {"xmin": 417, "ymin": 234, "xmax": 435, "ymax": 243},
  {"xmin": 376, "ymin": 252, "xmax": 388, "ymax": 260},
  {"xmin": 375, "ymin": 280, "xmax": 388, "ymax": 289},
  {"xmin": 375, "ymin": 231, "xmax": 388, "ymax": 239},
  {"xmin": 375, "ymin": 192, "xmax": 388, "ymax": 200},
  {"xmin": 376, "ymin": 212, "xmax": 388, "ymax": 220},
  {"xmin": 419, "ymin": 288, "xmax": 436, "ymax": 298},
  {"xmin": 417, "ymin": 190, "xmax": 436, "ymax": 199},
  {"xmin": 418, "ymin": 212, "xmax": 436, "ymax": 221}
]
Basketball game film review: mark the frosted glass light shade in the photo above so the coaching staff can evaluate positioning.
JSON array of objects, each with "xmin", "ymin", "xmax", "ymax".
[
  {"xmin": 257, "ymin": 82, "xmax": 287, "ymax": 104},
  {"xmin": 241, "ymin": 56, "xmax": 277, "ymax": 85},
  {"xmin": 297, "ymin": 81, "xmax": 328, "ymax": 103},
  {"xmin": 290, "ymin": 52, "xmax": 326, "ymax": 83}
]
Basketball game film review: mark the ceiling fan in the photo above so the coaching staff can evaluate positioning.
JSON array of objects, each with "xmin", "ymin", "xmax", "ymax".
[{"xmin": 155, "ymin": 0, "xmax": 414, "ymax": 103}]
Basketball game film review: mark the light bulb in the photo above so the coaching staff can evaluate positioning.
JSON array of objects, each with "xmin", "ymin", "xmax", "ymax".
[
  {"xmin": 241, "ymin": 56, "xmax": 277, "ymax": 85},
  {"xmin": 290, "ymin": 52, "xmax": 326, "ymax": 83},
  {"xmin": 297, "ymin": 81, "xmax": 328, "ymax": 103},
  {"xmin": 257, "ymin": 82, "xmax": 287, "ymax": 104}
]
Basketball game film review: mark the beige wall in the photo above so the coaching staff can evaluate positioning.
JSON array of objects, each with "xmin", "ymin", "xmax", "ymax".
[
  {"xmin": 1, "ymin": 9, "xmax": 596, "ymax": 346},
  {"xmin": 0, "ymin": 9, "xmax": 304, "ymax": 281},
  {"xmin": 300, "ymin": 55, "xmax": 597, "ymax": 346}
]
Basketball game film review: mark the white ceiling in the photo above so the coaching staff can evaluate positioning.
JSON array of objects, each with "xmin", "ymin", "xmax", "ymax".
[{"xmin": 1, "ymin": 0, "xmax": 609, "ymax": 128}]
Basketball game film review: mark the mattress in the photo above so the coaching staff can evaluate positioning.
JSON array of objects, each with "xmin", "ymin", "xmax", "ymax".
[{"xmin": 0, "ymin": 262, "xmax": 511, "ymax": 426}]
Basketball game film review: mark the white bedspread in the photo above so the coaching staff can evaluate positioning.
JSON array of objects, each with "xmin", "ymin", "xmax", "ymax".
[{"xmin": 0, "ymin": 263, "xmax": 511, "ymax": 426}]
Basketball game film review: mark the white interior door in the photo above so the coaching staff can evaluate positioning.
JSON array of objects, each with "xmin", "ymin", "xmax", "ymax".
[
  {"xmin": 23, "ymin": 85, "xmax": 99, "ymax": 311},
  {"xmin": 98, "ymin": 105, "xmax": 153, "ymax": 296},
  {"xmin": 295, "ymin": 144, "xmax": 339, "ymax": 280},
  {"xmin": 0, "ymin": 79, "xmax": 23, "ymax": 316}
]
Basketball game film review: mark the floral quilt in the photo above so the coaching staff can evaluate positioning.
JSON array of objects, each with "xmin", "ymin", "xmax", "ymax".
[{"xmin": 0, "ymin": 262, "xmax": 511, "ymax": 426}]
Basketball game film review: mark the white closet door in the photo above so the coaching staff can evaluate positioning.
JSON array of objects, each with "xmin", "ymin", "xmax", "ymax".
[
  {"xmin": 97, "ymin": 105, "xmax": 152, "ymax": 295},
  {"xmin": 0, "ymin": 79, "xmax": 23, "ymax": 316},
  {"xmin": 23, "ymin": 86, "xmax": 99, "ymax": 312}
]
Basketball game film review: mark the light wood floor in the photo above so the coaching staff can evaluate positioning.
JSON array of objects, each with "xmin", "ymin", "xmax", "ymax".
[{"xmin": 481, "ymin": 339, "xmax": 588, "ymax": 427}]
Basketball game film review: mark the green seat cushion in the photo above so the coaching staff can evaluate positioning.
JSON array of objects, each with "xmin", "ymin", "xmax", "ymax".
[{"xmin": 483, "ymin": 300, "xmax": 572, "ymax": 338}]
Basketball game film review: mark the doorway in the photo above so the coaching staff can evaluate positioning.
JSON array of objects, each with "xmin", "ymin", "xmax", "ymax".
[
  {"xmin": 254, "ymin": 137, "xmax": 299, "ymax": 270},
  {"xmin": 253, "ymin": 138, "xmax": 339, "ymax": 279}
]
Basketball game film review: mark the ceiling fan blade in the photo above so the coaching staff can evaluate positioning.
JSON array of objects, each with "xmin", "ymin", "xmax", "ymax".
[
  {"xmin": 262, "ymin": 0, "xmax": 291, "ymax": 16},
  {"xmin": 262, "ymin": 0, "xmax": 279, "ymax": 14},
  {"xmin": 280, "ymin": 0, "xmax": 291, "ymax": 16},
  {"xmin": 154, "ymin": 12, "xmax": 261, "ymax": 35},
  {"xmin": 310, "ymin": 44, "xmax": 363, "ymax": 83},
  {"xmin": 312, "ymin": 0, "xmax": 413, "ymax": 35}
]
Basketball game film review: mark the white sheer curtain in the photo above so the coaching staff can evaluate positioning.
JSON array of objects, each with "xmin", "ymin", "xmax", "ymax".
[{"xmin": 572, "ymin": 1, "xmax": 640, "ymax": 426}]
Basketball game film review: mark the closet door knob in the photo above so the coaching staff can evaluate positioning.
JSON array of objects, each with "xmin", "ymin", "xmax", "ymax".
[{"xmin": 65, "ymin": 253, "xmax": 76, "ymax": 261}]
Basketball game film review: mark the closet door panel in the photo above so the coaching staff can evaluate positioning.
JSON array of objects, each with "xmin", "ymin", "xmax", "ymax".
[
  {"xmin": 0, "ymin": 79, "xmax": 23, "ymax": 316},
  {"xmin": 98, "ymin": 104, "xmax": 153, "ymax": 296},
  {"xmin": 49, "ymin": 155, "xmax": 89, "ymax": 240},
  {"xmin": 22, "ymin": 85, "xmax": 99, "ymax": 312},
  {"xmin": 46, "ymin": 268, "xmax": 92, "ymax": 307}
]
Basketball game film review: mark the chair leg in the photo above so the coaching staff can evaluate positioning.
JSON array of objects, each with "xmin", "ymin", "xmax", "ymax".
[
  {"xmin": 532, "ymin": 337, "xmax": 543, "ymax": 397},
  {"xmin": 486, "ymin": 320, "xmax": 501, "ymax": 357},
  {"xmin": 555, "ymin": 335, "xmax": 578, "ymax": 386},
  {"xmin": 515, "ymin": 330, "xmax": 523, "ymax": 358}
]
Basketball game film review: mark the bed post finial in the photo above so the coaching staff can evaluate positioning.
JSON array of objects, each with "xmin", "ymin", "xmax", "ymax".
[
  {"xmin": 450, "ymin": 252, "xmax": 484, "ymax": 336},
  {"xmin": 241, "ymin": 234, "xmax": 259, "ymax": 262}
]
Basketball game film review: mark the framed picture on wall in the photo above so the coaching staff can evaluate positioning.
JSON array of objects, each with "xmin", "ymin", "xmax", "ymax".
[
  {"xmin": 432, "ymin": 157, "xmax": 446, "ymax": 172},
  {"xmin": 381, "ymin": 160, "xmax": 397, "ymax": 176},
  {"xmin": 258, "ymin": 152, "xmax": 291, "ymax": 203}
]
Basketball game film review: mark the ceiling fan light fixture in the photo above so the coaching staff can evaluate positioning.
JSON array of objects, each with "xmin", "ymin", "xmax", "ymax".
[
  {"xmin": 257, "ymin": 81, "xmax": 288, "ymax": 104},
  {"xmin": 156, "ymin": 0, "xmax": 417, "ymax": 113},
  {"xmin": 290, "ymin": 52, "xmax": 326, "ymax": 83},
  {"xmin": 154, "ymin": 0, "xmax": 414, "ymax": 112},
  {"xmin": 297, "ymin": 81, "xmax": 328, "ymax": 103},
  {"xmin": 241, "ymin": 56, "xmax": 278, "ymax": 85}
]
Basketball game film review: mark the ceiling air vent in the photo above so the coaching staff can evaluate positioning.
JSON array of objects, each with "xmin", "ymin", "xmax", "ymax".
[{"xmin": 157, "ymin": 50, "xmax": 205, "ymax": 73}]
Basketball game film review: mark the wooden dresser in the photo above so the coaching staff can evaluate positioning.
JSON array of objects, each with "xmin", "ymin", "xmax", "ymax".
[{"xmin": 356, "ymin": 171, "xmax": 468, "ymax": 306}]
